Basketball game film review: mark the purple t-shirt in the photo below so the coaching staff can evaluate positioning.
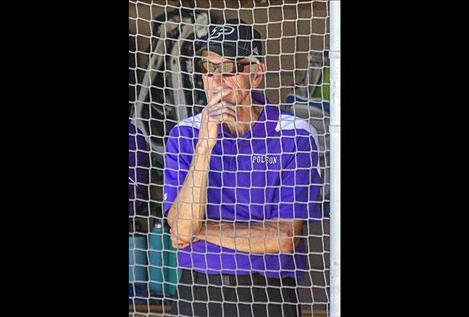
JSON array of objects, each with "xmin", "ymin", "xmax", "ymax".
[
  {"xmin": 163, "ymin": 92, "xmax": 321, "ymax": 279},
  {"xmin": 129, "ymin": 122, "xmax": 150, "ymax": 215}
]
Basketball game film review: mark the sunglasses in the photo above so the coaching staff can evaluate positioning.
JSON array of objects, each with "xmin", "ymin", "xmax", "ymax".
[{"xmin": 199, "ymin": 59, "xmax": 258, "ymax": 76}]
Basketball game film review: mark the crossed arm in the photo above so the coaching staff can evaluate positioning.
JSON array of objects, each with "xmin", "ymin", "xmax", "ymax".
[
  {"xmin": 165, "ymin": 144, "xmax": 304, "ymax": 254},
  {"xmin": 171, "ymin": 218, "xmax": 304, "ymax": 254}
]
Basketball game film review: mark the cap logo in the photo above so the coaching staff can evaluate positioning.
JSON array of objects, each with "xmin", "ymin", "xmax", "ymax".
[{"xmin": 208, "ymin": 26, "xmax": 235, "ymax": 40}]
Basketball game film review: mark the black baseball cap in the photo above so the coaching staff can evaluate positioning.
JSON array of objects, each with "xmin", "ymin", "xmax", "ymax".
[{"xmin": 197, "ymin": 19, "xmax": 263, "ymax": 60}]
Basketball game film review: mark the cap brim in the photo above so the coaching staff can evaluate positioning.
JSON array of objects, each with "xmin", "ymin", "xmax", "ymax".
[{"xmin": 196, "ymin": 42, "xmax": 252, "ymax": 59}]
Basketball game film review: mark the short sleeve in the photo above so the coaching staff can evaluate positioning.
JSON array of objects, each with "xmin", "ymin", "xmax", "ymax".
[
  {"xmin": 271, "ymin": 134, "xmax": 322, "ymax": 221},
  {"xmin": 163, "ymin": 125, "xmax": 194, "ymax": 215}
]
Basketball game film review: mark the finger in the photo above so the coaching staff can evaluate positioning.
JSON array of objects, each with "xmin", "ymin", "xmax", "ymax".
[
  {"xmin": 207, "ymin": 88, "xmax": 231, "ymax": 101},
  {"xmin": 208, "ymin": 113, "xmax": 236, "ymax": 124},
  {"xmin": 208, "ymin": 102, "xmax": 236, "ymax": 115},
  {"xmin": 170, "ymin": 234, "xmax": 186, "ymax": 246},
  {"xmin": 207, "ymin": 102, "xmax": 236, "ymax": 114},
  {"xmin": 207, "ymin": 90, "xmax": 232, "ymax": 107},
  {"xmin": 170, "ymin": 233, "xmax": 182, "ymax": 243},
  {"xmin": 172, "ymin": 238, "xmax": 189, "ymax": 249},
  {"xmin": 208, "ymin": 106, "xmax": 236, "ymax": 119}
]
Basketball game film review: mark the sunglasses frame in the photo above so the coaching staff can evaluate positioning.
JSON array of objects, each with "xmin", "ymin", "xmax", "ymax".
[{"xmin": 199, "ymin": 58, "xmax": 259, "ymax": 76}]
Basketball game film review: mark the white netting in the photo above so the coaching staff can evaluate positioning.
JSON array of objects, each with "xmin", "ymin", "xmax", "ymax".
[{"xmin": 129, "ymin": 1, "xmax": 330, "ymax": 316}]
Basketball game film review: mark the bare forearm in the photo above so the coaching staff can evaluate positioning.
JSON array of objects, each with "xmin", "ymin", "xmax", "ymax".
[
  {"xmin": 167, "ymin": 144, "xmax": 212, "ymax": 242},
  {"xmin": 196, "ymin": 220, "xmax": 302, "ymax": 254}
]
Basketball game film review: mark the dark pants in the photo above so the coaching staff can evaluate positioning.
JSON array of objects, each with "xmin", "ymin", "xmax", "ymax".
[{"xmin": 170, "ymin": 269, "xmax": 301, "ymax": 317}]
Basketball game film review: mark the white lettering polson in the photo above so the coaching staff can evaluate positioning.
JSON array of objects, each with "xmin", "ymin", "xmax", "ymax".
[{"xmin": 252, "ymin": 155, "xmax": 279, "ymax": 165}]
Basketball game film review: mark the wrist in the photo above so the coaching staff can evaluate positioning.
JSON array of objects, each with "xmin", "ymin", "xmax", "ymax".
[{"xmin": 195, "ymin": 142, "xmax": 214, "ymax": 154}]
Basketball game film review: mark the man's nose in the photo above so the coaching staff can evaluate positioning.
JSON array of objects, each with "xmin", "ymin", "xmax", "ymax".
[{"xmin": 209, "ymin": 73, "xmax": 230, "ymax": 88}]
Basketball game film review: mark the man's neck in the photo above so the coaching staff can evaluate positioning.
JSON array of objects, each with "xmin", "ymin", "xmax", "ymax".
[{"xmin": 224, "ymin": 102, "xmax": 263, "ymax": 136}]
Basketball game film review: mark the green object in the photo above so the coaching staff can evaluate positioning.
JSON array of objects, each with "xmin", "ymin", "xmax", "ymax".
[
  {"xmin": 129, "ymin": 235, "xmax": 148, "ymax": 283},
  {"xmin": 312, "ymin": 66, "xmax": 330, "ymax": 101},
  {"xmin": 163, "ymin": 228, "xmax": 181, "ymax": 296},
  {"xmin": 149, "ymin": 224, "xmax": 164, "ymax": 294}
]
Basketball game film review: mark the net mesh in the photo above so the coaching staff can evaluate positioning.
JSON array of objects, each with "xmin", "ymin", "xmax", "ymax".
[{"xmin": 129, "ymin": 1, "xmax": 330, "ymax": 316}]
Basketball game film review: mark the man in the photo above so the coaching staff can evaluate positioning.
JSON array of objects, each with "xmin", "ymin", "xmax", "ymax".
[{"xmin": 163, "ymin": 19, "xmax": 321, "ymax": 317}]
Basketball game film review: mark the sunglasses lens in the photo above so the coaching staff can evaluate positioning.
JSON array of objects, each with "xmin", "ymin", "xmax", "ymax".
[
  {"xmin": 221, "ymin": 62, "xmax": 236, "ymax": 73},
  {"xmin": 200, "ymin": 61, "xmax": 237, "ymax": 75}
]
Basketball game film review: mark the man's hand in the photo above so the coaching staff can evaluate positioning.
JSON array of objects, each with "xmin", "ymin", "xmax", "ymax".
[
  {"xmin": 197, "ymin": 89, "xmax": 236, "ymax": 150},
  {"xmin": 170, "ymin": 227, "xmax": 200, "ymax": 249}
]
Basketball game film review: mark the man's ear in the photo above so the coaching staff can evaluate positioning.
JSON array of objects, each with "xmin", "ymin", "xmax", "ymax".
[{"xmin": 252, "ymin": 63, "xmax": 265, "ymax": 88}]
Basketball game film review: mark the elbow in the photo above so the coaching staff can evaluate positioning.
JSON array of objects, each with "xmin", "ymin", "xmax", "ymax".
[
  {"xmin": 279, "ymin": 238, "xmax": 295, "ymax": 254},
  {"xmin": 277, "ymin": 225, "xmax": 301, "ymax": 254},
  {"xmin": 276, "ymin": 220, "xmax": 303, "ymax": 253},
  {"xmin": 278, "ymin": 236, "xmax": 302, "ymax": 253},
  {"xmin": 269, "ymin": 225, "xmax": 296, "ymax": 254}
]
